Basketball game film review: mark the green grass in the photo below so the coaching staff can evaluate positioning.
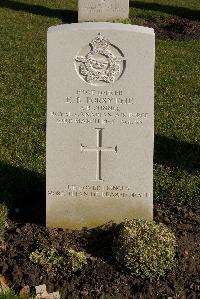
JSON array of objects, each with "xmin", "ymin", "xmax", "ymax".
[
  {"xmin": 130, "ymin": 0, "xmax": 200, "ymax": 23},
  {"xmin": 0, "ymin": 291, "xmax": 22, "ymax": 299},
  {"xmin": 0, "ymin": 293, "xmax": 20, "ymax": 299},
  {"xmin": 0, "ymin": 204, "xmax": 7, "ymax": 240},
  {"xmin": 154, "ymin": 39, "xmax": 200, "ymax": 202},
  {"xmin": 0, "ymin": 288, "xmax": 35, "ymax": 299},
  {"xmin": 0, "ymin": 0, "xmax": 199, "ymax": 212}
]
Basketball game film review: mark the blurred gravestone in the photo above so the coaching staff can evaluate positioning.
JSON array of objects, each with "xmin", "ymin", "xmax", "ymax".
[{"xmin": 78, "ymin": 0, "xmax": 129, "ymax": 22}]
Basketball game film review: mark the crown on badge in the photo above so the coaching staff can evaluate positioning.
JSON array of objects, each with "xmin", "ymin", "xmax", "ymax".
[{"xmin": 90, "ymin": 33, "xmax": 110, "ymax": 51}]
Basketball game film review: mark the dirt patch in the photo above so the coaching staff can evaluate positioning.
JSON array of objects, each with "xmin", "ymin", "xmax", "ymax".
[
  {"xmin": 0, "ymin": 202, "xmax": 200, "ymax": 298},
  {"xmin": 145, "ymin": 18, "xmax": 200, "ymax": 40}
]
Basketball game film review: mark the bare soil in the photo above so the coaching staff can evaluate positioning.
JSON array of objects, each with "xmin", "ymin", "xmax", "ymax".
[
  {"xmin": 145, "ymin": 18, "xmax": 200, "ymax": 40},
  {"xmin": 0, "ymin": 201, "xmax": 200, "ymax": 298}
]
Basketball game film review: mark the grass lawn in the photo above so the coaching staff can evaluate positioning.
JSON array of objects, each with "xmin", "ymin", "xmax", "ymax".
[
  {"xmin": 0, "ymin": 0, "xmax": 199, "ymax": 214},
  {"xmin": 130, "ymin": 0, "xmax": 200, "ymax": 22}
]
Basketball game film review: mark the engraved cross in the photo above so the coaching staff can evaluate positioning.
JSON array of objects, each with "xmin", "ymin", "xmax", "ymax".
[{"xmin": 81, "ymin": 128, "xmax": 117, "ymax": 181}]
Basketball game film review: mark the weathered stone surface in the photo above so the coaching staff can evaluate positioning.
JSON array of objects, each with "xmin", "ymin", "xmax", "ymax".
[
  {"xmin": 47, "ymin": 23, "xmax": 155, "ymax": 229},
  {"xmin": 35, "ymin": 285, "xmax": 60, "ymax": 299},
  {"xmin": 78, "ymin": 0, "xmax": 129, "ymax": 22}
]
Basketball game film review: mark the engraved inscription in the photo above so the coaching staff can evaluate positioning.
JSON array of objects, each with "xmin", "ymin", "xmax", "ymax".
[
  {"xmin": 50, "ymin": 88, "xmax": 150, "ymax": 126},
  {"xmin": 48, "ymin": 184, "xmax": 151, "ymax": 199},
  {"xmin": 81, "ymin": 0, "xmax": 127, "ymax": 13},
  {"xmin": 74, "ymin": 33, "xmax": 126, "ymax": 86},
  {"xmin": 81, "ymin": 128, "xmax": 117, "ymax": 181}
]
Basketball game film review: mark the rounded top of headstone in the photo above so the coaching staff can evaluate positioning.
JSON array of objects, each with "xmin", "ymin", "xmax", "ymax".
[{"xmin": 48, "ymin": 23, "xmax": 155, "ymax": 36}]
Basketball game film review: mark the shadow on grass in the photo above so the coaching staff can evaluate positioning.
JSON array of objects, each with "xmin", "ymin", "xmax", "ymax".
[
  {"xmin": 0, "ymin": 0, "xmax": 78, "ymax": 23},
  {"xmin": 154, "ymin": 135, "xmax": 200, "ymax": 173},
  {"xmin": 0, "ymin": 162, "xmax": 45, "ymax": 225},
  {"xmin": 130, "ymin": 1, "xmax": 200, "ymax": 21},
  {"xmin": 0, "ymin": 136, "xmax": 199, "ymax": 225}
]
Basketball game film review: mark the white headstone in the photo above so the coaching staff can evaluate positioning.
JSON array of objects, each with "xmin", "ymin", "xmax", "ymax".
[
  {"xmin": 47, "ymin": 23, "xmax": 155, "ymax": 229},
  {"xmin": 78, "ymin": 0, "xmax": 129, "ymax": 22}
]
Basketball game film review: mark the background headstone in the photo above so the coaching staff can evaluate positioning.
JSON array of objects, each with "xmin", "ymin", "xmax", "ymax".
[
  {"xmin": 47, "ymin": 23, "xmax": 155, "ymax": 229},
  {"xmin": 78, "ymin": 0, "xmax": 129, "ymax": 22}
]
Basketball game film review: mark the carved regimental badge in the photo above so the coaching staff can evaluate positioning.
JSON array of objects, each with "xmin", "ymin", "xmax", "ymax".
[{"xmin": 74, "ymin": 33, "xmax": 126, "ymax": 86}]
